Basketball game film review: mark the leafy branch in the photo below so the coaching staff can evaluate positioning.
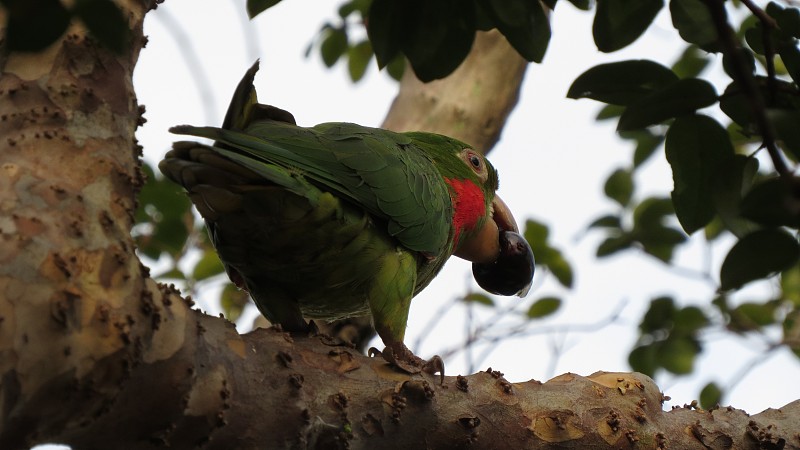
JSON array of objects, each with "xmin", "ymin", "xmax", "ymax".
[{"xmin": 702, "ymin": 0, "xmax": 792, "ymax": 180}]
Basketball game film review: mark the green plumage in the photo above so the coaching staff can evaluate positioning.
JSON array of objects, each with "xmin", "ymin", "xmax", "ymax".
[{"xmin": 160, "ymin": 62, "xmax": 500, "ymax": 348}]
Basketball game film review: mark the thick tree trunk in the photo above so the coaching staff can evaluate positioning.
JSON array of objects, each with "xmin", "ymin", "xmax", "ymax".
[
  {"xmin": 381, "ymin": 30, "xmax": 528, "ymax": 155},
  {"xmin": 1, "ymin": 3, "xmax": 799, "ymax": 450}
]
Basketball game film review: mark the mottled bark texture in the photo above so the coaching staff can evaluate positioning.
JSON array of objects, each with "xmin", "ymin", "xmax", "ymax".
[{"xmin": 1, "ymin": 3, "xmax": 799, "ymax": 450}]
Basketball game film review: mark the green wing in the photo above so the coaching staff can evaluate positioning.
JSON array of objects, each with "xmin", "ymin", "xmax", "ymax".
[{"xmin": 170, "ymin": 121, "xmax": 453, "ymax": 256}]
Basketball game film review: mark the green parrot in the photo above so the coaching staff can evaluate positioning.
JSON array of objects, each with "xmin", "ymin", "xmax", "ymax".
[{"xmin": 160, "ymin": 61, "xmax": 534, "ymax": 373}]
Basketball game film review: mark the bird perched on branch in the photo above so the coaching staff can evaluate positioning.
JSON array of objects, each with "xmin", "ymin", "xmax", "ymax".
[{"xmin": 160, "ymin": 61, "xmax": 534, "ymax": 376}]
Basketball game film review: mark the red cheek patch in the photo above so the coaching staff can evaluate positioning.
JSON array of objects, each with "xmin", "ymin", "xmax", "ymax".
[{"xmin": 445, "ymin": 177, "xmax": 486, "ymax": 245}]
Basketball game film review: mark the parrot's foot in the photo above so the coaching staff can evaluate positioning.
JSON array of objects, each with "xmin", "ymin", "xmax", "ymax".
[{"xmin": 369, "ymin": 343, "xmax": 444, "ymax": 385}]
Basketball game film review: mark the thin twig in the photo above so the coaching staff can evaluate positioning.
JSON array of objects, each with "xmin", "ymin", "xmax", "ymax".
[
  {"xmin": 701, "ymin": 0, "xmax": 792, "ymax": 180},
  {"xmin": 744, "ymin": 0, "xmax": 779, "ymax": 101},
  {"xmin": 465, "ymin": 302, "xmax": 476, "ymax": 373},
  {"xmin": 154, "ymin": 8, "xmax": 218, "ymax": 125},
  {"xmin": 724, "ymin": 343, "xmax": 780, "ymax": 393},
  {"xmin": 740, "ymin": 0, "xmax": 779, "ymax": 28},
  {"xmin": 411, "ymin": 295, "xmax": 460, "ymax": 351},
  {"xmin": 436, "ymin": 299, "xmax": 628, "ymax": 361}
]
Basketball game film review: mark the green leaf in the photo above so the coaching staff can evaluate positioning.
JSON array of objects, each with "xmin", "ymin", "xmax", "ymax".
[
  {"xmin": 338, "ymin": 0, "xmax": 371, "ymax": 18},
  {"xmin": 221, "ymin": 283, "xmax": 250, "ymax": 323},
  {"xmin": 523, "ymin": 219, "xmax": 573, "ymax": 288},
  {"xmin": 524, "ymin": 219, "xmax": 550, "ymax": 244},
  {"xmin": 385, "ymin": 54, "xmax": 406, "ymax": 81},
  {"xmin": 659, "ymin": 336, "xmax": 699, "ymax": 374},
  {"xmin": 671, "ymin": 45, "xmax": 711, "ymax": 79},
  {"xmin": 719, "ymin": 82, "xmax": 755, "ymax": 131},
  {"xmin": 699, "ymin": 382, "xmax": 723, "ymax": 409},
  {"xmin": 593, "ymin": 0, "xmax": 664, "ymax": 52},
  {"xmin": 347, "ymin": 40, "xmax": 373, "ymax": 82},
  {"xmin": 4, "ymin": 0, "xmax": 71, "ymax": 52},
  {"xmin": 669, "ymin": 0, "xmax": 718, "ymax": 48},
  {"xmin": 320, "ymin": 27, "xmax": 348, "ymax": 68},
  {"xmin": 720, "ymin": 78, "xmax": 800, "ymax": 133},
  {"xmin": 744, "ymin": 22, "xmax": 766, "ymax": 55},
  {"xmin": 632, "ymin": 131, "xmax": 665, "ymax": 168},
  {"xmin": 596, "ymin": 104, "xmax": 625, "ymax": 120},
  {"xmin": 135, "ymin": 163, "xmax": 194, "ymax": 260},
  {"xmin": 774, "ymin": 4, "xmax": 800, "ymax": 38},
  {"xmin": 192, "ymin": 250, "xmax": 225, "ymax": 281},
  {"xmin": 777, "ymin": 41, "xmax": 800, "ymax": 84},
  {"xmin": 704, "ymin": 215, "xmax": 726, "ymax": 241},
  {"xmin": 568, "ymin": 60, "xmax": 678, "ymax": 105},
  {"xmin": 73, "ymin": 0, "xmax": 130, "ymax": 53},
  {"xmin": 617, "ymin": 78, "xmax": 718, "ymax": 131},
  {"xmin": 769, "ymin": 109, "xmax": 800, "ymax": 161},
  {"xmin": 740, "ymin": 177, "xmax": 800, "ymax": 228},
  {"xmin": 588, "ymin": 214, "xmax": 622, "ymax": 229},
  {"xmin": 546, "ymin": 250, "xmax": 574, "ymax": 288},
  {"xmin": 527, "ymin": 297, "xmax": 562, "ymax": 319},
  {"xmin": 153, "ymin": 267, "xmax": 187, "ymax": 281},
  {"xmin": 629, "ymin": 344, "xmax": 658, "ymax": 376},
  {"xmin": 136, "ymin": 164, "xmax": 193, "ymax": 223},
  {"xmin": 597, "ymin": 234, "xmax": 633, "ymax": 257},
  {"xmin": 722, "ymin": 47, "xmax": 756, "ymax": 79},
  {"xmin": 150, "ymin": 216, "xmax": 191, "ymax": 258},
  {"xmin": 400, "ymin": 1, "xmax": 476, "ymax": 81},
  {"xmin": 783, "ymin": 264, "xmax": 800, "ymax": 306},
  {"xmin": 367, "ymin": 0, "xmax": 404, "ymax": 68},
  {"xmin": 246, "ymin": 0, "xmax": 281, "ymax": 18},
  {"xmin": 720, "ymin": 228, "xmax": 800, "ymax": 291},
  {"xmin": 674, "ymin": 306, "xmax": 709, "ymax": 333},
  {"xmin": 633, "ymin": 197, "xmax": 674, "ymax": 230},
  {"xmin": 665, "ymin": 114, "xmax": 735, "ymax": 234},
  {"xmin": 463, "ymin": 292, "xmax": 494, "ymax": 306},
  {"xmin": 641, "ymin": 296, "xmax": 675, "ymax": 332},
  {"xmin": 712, "ymin": 155, "xmax": 760, "ymax": 238},
  {"xmin": 784, "ymin": 309, "xmax": 800, "ymax": 358},
  {"xmin": 566, "ymin": 0, "xmax": 591, "ymax": 10},
  {"xmin": 604, "ymin": 168, "xmax": 634, "ymax": 206},
  {"xmin": 730, "ymin": 302, "xmax": 778, "ymax": 330},
  {"xmin": 638, "ymin": 226, "xmax": 686, "ymax": 262},
  {"xmin": 648, "ymin": 232, "xmax": 683, "ymax": 258},
  {"xmin": 480, "ymin": 0, "xmax": 551, "ymax": 63}
]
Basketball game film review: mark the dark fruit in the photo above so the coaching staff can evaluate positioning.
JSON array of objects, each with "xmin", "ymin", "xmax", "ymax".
[{"xmin": 472, "ymin": 230, "xmax": 534, "ymax": 296}]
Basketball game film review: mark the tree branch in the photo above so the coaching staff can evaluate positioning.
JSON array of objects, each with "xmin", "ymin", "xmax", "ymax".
[
  {"xmin": 702, "ymin": 0, "xmax": 792, "ymax": 179},
  {"xmin": 3, "ymin": 2, "xmax": 800, "ymax": 448},
  {"xmin": 381, "ymin": 30, "xmax": 528, "ymax": 155}
]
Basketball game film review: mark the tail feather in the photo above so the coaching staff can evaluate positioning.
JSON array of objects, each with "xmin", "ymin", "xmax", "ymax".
[
  {"xmin": 220, "ymin": 60, "xmax": 296, "ymax": 132},
  {"xmin": 221, "ymin": 61, "xmax": 260, "ymax": 131}
]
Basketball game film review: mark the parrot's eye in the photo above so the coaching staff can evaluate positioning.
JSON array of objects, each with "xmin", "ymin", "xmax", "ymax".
[
  {"xmin": 469, "ymin": 154, "xmax": 481, "ymax": 168},
  {"xmin": 462, "ymin": 149, "xmax": 487, "ymax": 181}
]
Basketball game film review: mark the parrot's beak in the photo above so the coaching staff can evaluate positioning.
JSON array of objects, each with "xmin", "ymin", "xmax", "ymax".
[
  {"xmin": 454, "ymin": 194, "xmax": 519, "ymax": 264},
  {"xmin": 470, "ymin": 195, "xmax": 535, "ymax": 297},
  {"xmin": 490, "ymin": 195, "xmax": 519, "ymax": 234}
]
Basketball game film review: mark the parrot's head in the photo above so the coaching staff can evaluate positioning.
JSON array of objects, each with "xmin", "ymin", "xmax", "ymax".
[{"xmin": 409, "ymin": 133, "xmax": 534, "ymax": 296}]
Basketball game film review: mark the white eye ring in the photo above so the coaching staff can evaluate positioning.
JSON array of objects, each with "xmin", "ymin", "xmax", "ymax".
[{"xmin": 462, "ymin": 149, "xmax": 488, "ymax": 182}]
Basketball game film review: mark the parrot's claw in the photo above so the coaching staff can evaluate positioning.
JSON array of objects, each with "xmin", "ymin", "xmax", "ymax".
[
  {"xmin": 306, "ymin": 320, "xmax": 320, "ymax": 336},
  {"xmin": 369, "ymin": 343, "xmax": 445, "ymax": 385},
  {"xmin": 423, "ymin": 355, "xmax": 445, "ymax": 384}
]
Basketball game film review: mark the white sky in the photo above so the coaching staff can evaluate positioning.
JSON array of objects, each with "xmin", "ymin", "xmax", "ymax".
[{"xmin": 129, "ymin": 0, "xmax": 800, "ymax": 416}]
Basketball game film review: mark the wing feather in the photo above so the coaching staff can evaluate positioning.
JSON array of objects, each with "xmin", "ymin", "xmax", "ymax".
[{"xmin": 170, "ymin": 121, "xmax": 452, "ymax": 255}]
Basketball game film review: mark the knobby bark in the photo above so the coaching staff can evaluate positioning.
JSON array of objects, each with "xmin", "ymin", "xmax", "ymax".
[{"xmin": 0, "ymin": 2, "xmax": 799, "ymax": 449}]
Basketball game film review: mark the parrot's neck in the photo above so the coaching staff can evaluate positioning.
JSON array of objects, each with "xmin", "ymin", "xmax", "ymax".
[{"xmin": 444, "ymin": 177, "xmax": 488, "ymax": 252}]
